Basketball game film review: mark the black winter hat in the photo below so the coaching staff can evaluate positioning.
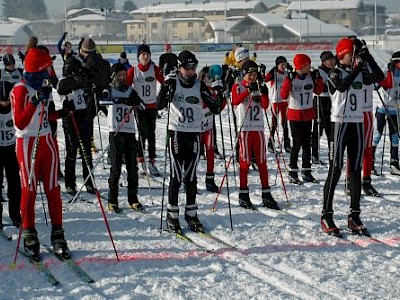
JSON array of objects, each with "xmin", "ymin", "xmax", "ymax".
[
  {"xmin": 0, "ymin": 81, "xmax": 13, "ymax": 101},
  {"xmin": 275, "ymin": 56, "xmax": 287, "ymax": 66},
  {"xmin": 137, "ymin": 44, "xmax": 151, "ymax": 58},
  {"xmin": 320, "ymin": 51, "xmax": 334, "ymax": 62},
  {"xmin": 242, "ymin": 60, "xmax": 258, "ymax": 74},
  {"xmin": 120, "ymin": 51, "xmax": 127, "ymax": 59},
  {"xmin": 111, "ymin": 63, "xmax": 126, "ymax": 76},
  {"xmin": 391, "ymin": 51, "xmax": 400, "ymax": 62},
  {"xmin": 3, "ymin": 53, "xmax": 15, "ymax": 66},
  {"xmin": 178, "ymin": 50, "xmax": 198, "ymax": 69}
]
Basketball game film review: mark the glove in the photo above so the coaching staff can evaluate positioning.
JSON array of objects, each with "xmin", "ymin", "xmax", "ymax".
[
  {"xmin": 259, "ymin": 63, "xmax": 266, "ymax": 76},
  {"xmin": 358, "ymin": 40, "xmax": 370, "ymax": 62},
  {"xmin": 288, "ymin": 71, "xmax": 296, "ymax": 81},
  {"xmin": 201, "ymin": 66, "xmax": 209, "ymax": 74},
  {"xmin": 62, "ymin": 99, "xmax": 75, "ymax": 113},
  {"xmin": 18, "ymin": 51, "xmax": 25, "ymax": 62},
  {"xmin": 259, "ymin": 83, "xmax": 268, "ymax": 96},
  {"xmin": 211, "ymin": 79, "xmax": 224, "ymax": 91},
  {"xmin": 248, "ymin": 82, "xmax": 259, "ymax": 93},
  {"xmin": 225, "ymin": 51, "xmax": 229, "ymax": 58},
  {"xmin": 388, "ymin": 62, "xmax": 395, "ymax": 72},
  {"xmin": 63, "ymin": 32, "xmax": 68, "ymax": 37},
  {"xmin": 51, "ymin": 55, "xmax": 57, "ymax": 61},
  {"xmin": 252, "ymin": 96, "xmax": 261, "ymax": 103},
  {"xmin": 31, "ymin": 86, "xmax": 52, "ymax": 106},
  {"xmin": 101, "ymin": 89, "xmax": 110, "ymax": 100},
  {"xmin": 310, "ymin": 68, "xmax": 320, "ymax": 81},
  {"xmin": 286, "ymin": 63, "xmax": 294, "ymax": 72}
]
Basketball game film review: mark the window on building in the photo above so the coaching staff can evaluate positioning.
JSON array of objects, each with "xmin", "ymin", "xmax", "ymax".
[
  {"xmin": 130, "ymin": 25, "xmax": 134, "ymax": 30},
  {"xmin": 152, "ymin": 23, "xmax": 158, "ymax": 29},
  {"xmin": 188, "ymin": 21, "xmax": 193, "ymax": 27},
  {"xmin": 341, "ymin": 13, "xmax": 347, "ymax": 19}
]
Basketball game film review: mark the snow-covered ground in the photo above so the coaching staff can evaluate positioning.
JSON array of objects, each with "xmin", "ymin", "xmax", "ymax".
[{"xmin": 1, "ymin": 50, "xmax": 399, "ymax": 299}]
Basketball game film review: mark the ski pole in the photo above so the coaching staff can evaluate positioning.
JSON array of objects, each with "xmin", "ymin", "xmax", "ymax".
[
  {"xmin": 264, "ymin": 109, "xmax": 291, "ymax": 206},
  {"xmin": 217, "ymin": 93, "xmax": 233, "ymax": 230},
  {"xmin": 212, "ymin": 94, "xmax": 254, "ymax": 211},
  {"xmin": 93, "ymin": 89, "xmax": 106, "ymax": 169},
  {"xmin": 160, "ymin": 96, "xmax": 171, "ymax": 233},
  {"xmin": 13, "ymin": 102, "xmax": 45, "ymax": 265},
  {"xmin": 380, "ymin": 115, "xmax": 387, "ymax": 176},
  {"xmin": 69, "ymin": 111, "xmax": 120, "ymax": 261},
  {"xmin": 225, "ymin": 95, "xmax": 237, "ymax": 188},
  {"xmin": 133, "ymin": 110, "xmax": 154, "ymax": 205},
  {"xmin": 38, "ymin": 180, "xmax": 48, "ymax": 226}
]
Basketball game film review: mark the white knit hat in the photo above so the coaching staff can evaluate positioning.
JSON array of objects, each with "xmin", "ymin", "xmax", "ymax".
[{"xmin": 234, "ymin": 47, "xmax": 249, "ymax": 62}]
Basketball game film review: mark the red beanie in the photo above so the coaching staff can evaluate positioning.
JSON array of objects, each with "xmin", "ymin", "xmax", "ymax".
[
  {"xmin": 293, "ymin": 54, "xmax": 311, "ymax": 70},
  {"xmin": 336, "ymin": 38, "xmax": 354, "ymax": 59},
  {"xmin": 24, "ymin": 48, "xmax": 52, "ymax": 73}
]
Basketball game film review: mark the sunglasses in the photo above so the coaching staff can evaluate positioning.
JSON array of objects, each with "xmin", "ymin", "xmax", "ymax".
[{"xmin": 182, "ymin": 63, "xmax": 198, "ymax": 70}]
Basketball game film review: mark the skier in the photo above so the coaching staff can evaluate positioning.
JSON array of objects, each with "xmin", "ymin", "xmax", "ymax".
[
  {"xmin": 265, "ymin": 55, "xmax": 292, "ymax": 153},
  {"xmin": 280, "ymin": 54, "xmax": 324, "ymax": 184},
  {"xmin": 57, "ymin": 51, "xmax": 96, "ymax": 195},
  {"xmin": 321, "ymin": 37, "xmax": 383, "ymax": 237},
  {"xmin": 157, "ymin": 50, "xmax": 223, "ymax": 233},
  {"xmin": 158, "ymin": 43, "xmax": 178, "ymax": 76},
  {"xmin": 100, "ymin": 63, "xmax": 144, "ymax": 212},
  {"xmin": 11, "ymin": 47, "xmax": 72, "ymax": 257},
  {"xmin": 311, "ymin": 51, "xmax": 336, "ymax": 164},
  {"xmin": 0, "ymin": 80, "xmax": 21, "ymax": 228},
  {"xmin": 57, "ymin": 32, "xmax": 74, "ymax": 62},
  {"xmin": 118, "ymin": 52, "xmax": 131, "ymax": 70},
  {"xmin": 374, "ymin": 51, "xmax": 400, "ymax": 176},
  {"xmin": 127, "ymin": 44, "xmax": 164, "ymax": 176},
  {"xmin": 0, "ymin": 53, "xmax": 23, "ymax": 85},
  {"xmin": 197, "ymin": 65, "xmax": 226, "ymax": 192},
  {"xmin": 231, "ymin": 60, "xmax": 280, "ymax": 210}
]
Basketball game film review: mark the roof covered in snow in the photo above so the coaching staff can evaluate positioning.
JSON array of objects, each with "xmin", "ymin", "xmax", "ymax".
[
  {"xmin": 287, "ymin": 0, "xmax": 362, "ymax": 11},
  {"xmin": 0, "ymin": 22, "xmax": 30, "ymax": 37},
  {"xmin": 131, "ymin": 1, "xmax": 265, "ymax": 14},
  {"xmin": 232, "ymin": 12, "xmax": 356, "ymax": 37}
]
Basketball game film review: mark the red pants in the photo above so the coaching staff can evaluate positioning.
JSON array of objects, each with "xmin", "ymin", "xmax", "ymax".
[
  {"xmin": 238, "ymin": 131, "xmax": 269, "ymax": 189},
  {"xmin": 16, "ymin": 134, "xmax": 63, "ymax": 229},
  {"xmin": 347, "ymin": 111, "xmax": 373, "ymax": 178},
  {"xmin": 200, "ymin": 129, "xmax": 214, "ymax": 173}
]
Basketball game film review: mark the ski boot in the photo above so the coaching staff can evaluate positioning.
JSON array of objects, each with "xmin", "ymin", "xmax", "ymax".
[
  {"xmin": 301, "ymin": 170, "xmax": 318, "ymax": 183},
  {"xmin": 284, "ymin": 140, "xmax": 292, "ymax": 153},
  {"xmin": 65, "ymin": 186, "xmax": 77, "ymax": 196},
  {"xmin": 185, "ymin": 213, "xmax": 204, "ymax": 233},
  {"xmin": 205, "ymin": 173, "xmax": 219, "ymax": 193},
  {"xmin": 138, "ymin": 161, "xmax": 147, "ymax": 176},
  {"xmin": 166, "ymin": 213, "xmax": 182, "ymax": 234},
  {"xmin": 262, "ymin": 189, "xmax": 280, "ymax": 210},
  {"xmin": 51, "ymin": 226, "xmax": 70, "ymax": 258},
  {"xmin": 321, "ymin": 214, "xmax": 342, "ymax": 238},
  {"xmin": 129, "ymin": 201, "xmax": 145, "ymax": 212},
  {"xmin": 267, "ymin": 139, "xmax": 274, "ymax": 153},
  {"xmin": 348, "ymin": 213, "xmax": 370, "ymax": 237},
  {"xmin": 390, "ymin": 161, "xmax": 400, "ymax": 176},
  {"xmin": 238, "ymin": 188, "xmax": 254, "ymax": 209},
  {"xmin": 108, "ymin": 202, "xmax": 121, "ymax": 213},
  {"xmin": 362, "ymin": 177, "xmax": 379, "ymax": 197},
  {"xmin": 148, "ymin": 161, "xmax": 161, "ymax": 177},
  {"xmin": 23, "ymin": 228, "xmax": 40, "ymax": 259},
  {"xmin": 85, "ymin": 183, "xmax": 96, "ymax": 195},
  {"xmin": 288, "ymin": 171, "xmax": 301, "ymax": 185}
]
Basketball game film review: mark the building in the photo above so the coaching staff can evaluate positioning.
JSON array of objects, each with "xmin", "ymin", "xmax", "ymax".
[
  {"xmin": 228, "ymin": 12, "xmax": 356, "ymax": 43},
  {"xmin": 67, "ymin": 8, "xmax": 130, "ymax": 41},
  {"xmin": 0, "ymin": 22, "xmax": 34, "ymax": 45},
  {"xmin": 125, "ymin": 1, "xmax": 267, "ymax": 43},
  {"xmin": 286, "ymin": 0, "xmax": 386, "ymax": 35}
]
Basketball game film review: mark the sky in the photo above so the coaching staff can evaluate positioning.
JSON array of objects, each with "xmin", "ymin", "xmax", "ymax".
[{"xmin": 0, "ymin": 0, "xmax": 398, "ymax": 17}]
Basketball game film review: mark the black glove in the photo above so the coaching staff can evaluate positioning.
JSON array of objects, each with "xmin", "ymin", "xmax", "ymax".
[
  {"xmin": 252, "ymin": 96, "xmax": 261, "ymax": 103},
  {"xmin": 310, "ymin": 69, "xmax": 320, "ymax": 82},
  {"xmin": 288, "ymin": 71, "xmax": 297, "ymax": 81},
  {"xmin": 286, "ymin": 63, "xmax": 294, "ymax": 72},
  {"xmin": 259, "ymin": 63, "xmax": 266, "ymax": 76},
  {"xmin": 358, "ymin": 40, "xmax": 370, "ymax": 62},
  {"xmin": 18, "ymin": 51, "xmax": 25, "ymax": 63},
  {"xmin": 248, "ymin": 82, "xmax": 259, "ymax": 93},
  {"xmin": 225, "ymin": 51, "xmax": 229, "ymax": 58},
  {"xmin": 51, "ymin": 55, "xmax": 57, "ymax": 61},
  {"xmin": 388, "ymin": 62, "xmax": 395, "ymax": 72},
  {"xmin": 63, "ymin": 32, "xmax": 68, "ymax": 37},
  {"xmin": 101, "ymin": 89, "xmax": 110, "ymax": 100},
  {"xmin": 62, "ymin": 99, "xmax": 75, "ymax": 113},
  {"xmin": 259, "ymin": 84, "xmax": 268, "ymax": 96},
  {"xmin": 32, "ymin": 86, "xmax": 52, "ymax": 106},
  {"xmin": 201, "ymin": 66, "xmax": 209, "ymax": 74}
]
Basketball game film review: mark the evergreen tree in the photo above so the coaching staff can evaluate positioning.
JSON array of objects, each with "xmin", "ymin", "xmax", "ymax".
[
  {"xmin": 3, "ymin": 0, "xmax": 48, "ymax": 20},
  {"xmin": 84, "ymin": 0, "xmax": 115, "ymax": 10},
  {"xmin": 123, "ymin": 0, "xmax": 137, "ymax": 11}
]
